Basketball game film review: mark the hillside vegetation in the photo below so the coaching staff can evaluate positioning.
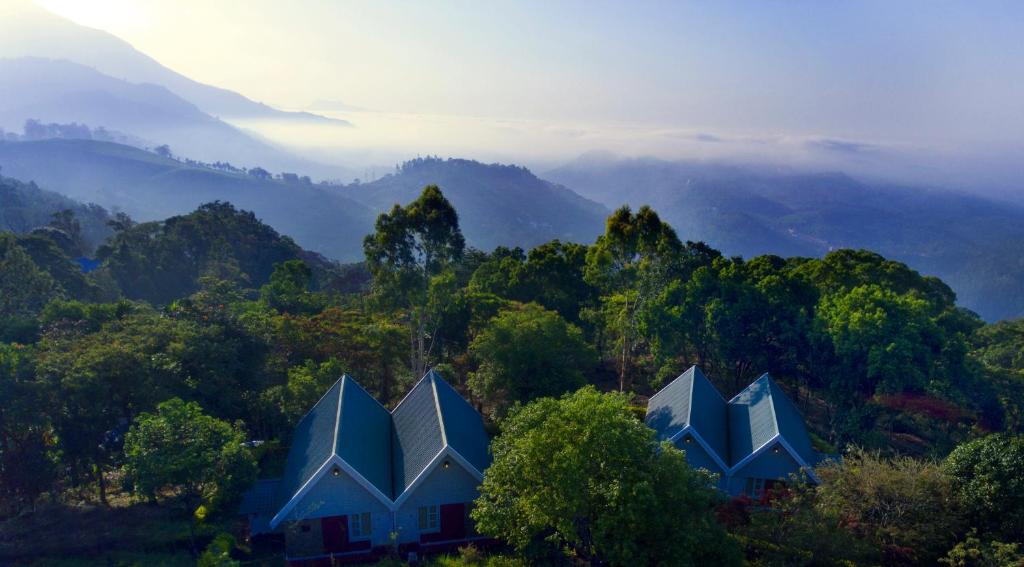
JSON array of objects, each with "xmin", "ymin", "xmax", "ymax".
[{"xmin": 2, "ymin": 186, "xmax": 1023, "ymax": 564}]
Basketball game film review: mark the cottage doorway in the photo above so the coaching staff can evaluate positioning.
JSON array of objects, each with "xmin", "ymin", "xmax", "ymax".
[
  {"xmin": 440, "ymin": 503, "xmax": 466, "ymax": 540},
  {"xmin": 321, "ymin": 515, "xmax": 349, "ymax": 553}
]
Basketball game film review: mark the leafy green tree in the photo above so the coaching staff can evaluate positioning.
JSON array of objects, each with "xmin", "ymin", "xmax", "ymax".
[
  {"xmin": 971, "ymin": 319, "xmax": 1024, "ymax": 430},
  {"xmin": 0, "ymin": 233, "xmax": 62, "ymax": 320},
  {"xmin": 260, "ymin": 259, "xmax": 322, "ymax": 314},
  {"xmin": 815, "ymin": 448, "xmax": 963, "ymax": 565},
  {"xmin": 472, "ymin": 387, "xmax": 739, "ymax": 566},
  {"xmin": 124, "ymin": 398, "xmax": 256, "ymax": 551},
  {"xmin": 469, "ymin": 303, "xmax": 594, "ymax": 414},
  {"xmin": 0, "ymin": 343, "xmax": 57, "ymax": 511},
  {"xmin": 941, "ymin": 530, "xmax": 1024, "ymax": 567},
  {"xmin": 35, "ymin": 307, "xmax": 184, "ymax": 501},
  {"xmin": 585, "ymin": 206, "xmax": 682, "ymax": 391},
  {"xmin": 364, "ymin": 185, "xmax": 465, "ymax": 375},
  {"xmin": 943, "ymin": 434, "xmax": 1024, "ymax": 542},
  {"xmin": 727, "ymin": 479, "xmax": 876, "ymax": 566}
]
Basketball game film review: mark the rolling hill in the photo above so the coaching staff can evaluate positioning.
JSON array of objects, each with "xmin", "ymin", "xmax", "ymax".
[
  {"xmin": 0, "ymin": 139, "xmax": 374, "ymax": 260},
  {"xmin": 338, "ymin": 157, "xmax": 608, "ymax": 252},
  {"xmin": 0, "ymin": 142, "xmax": 609, "ymax": 263},
  {"xmin": 546, "ymin": 155, "xmax": 1024, "ymax": 321}
]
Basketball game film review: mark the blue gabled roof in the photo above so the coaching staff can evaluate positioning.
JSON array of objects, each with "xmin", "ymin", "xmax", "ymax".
[
  {"xmin": 272, "ymin": 370, "xmax": 490, "ymax": 523},
  {"xmin": 763, "ymin": 375, "xmax": 818, "ymax": 467},
  {"xmin": 728, "ymin": 375, "xmax": 780, "ymax": 465},
  {"xmin": 646, "ymin": 367, "xmax": 819, "ymax": 471},
  {"xmin": 391, "ymin": 374, "xmax": 445, "ymax": 495},
  {"xmin": 278, "ymin": 379, "xmax": 343, "ymax": 507},
  {"xmin": 336, "ymin": 377, "xmax": 393, "ymax": 498},
  {"xmin": 434, "ymin": 371, "xmax": 491, "ymax": 474},
  {"xmin": 645, "ymin": 366, "xmax": 729, "ymax": 463}
]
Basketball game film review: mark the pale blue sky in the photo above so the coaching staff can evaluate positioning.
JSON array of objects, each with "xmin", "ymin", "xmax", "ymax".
[{"xmin": 27, "ymin": 0, "xmax": 1024, "ymax": 187}]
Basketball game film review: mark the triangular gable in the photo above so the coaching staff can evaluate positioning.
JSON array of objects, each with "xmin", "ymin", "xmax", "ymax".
[
  {"xmin": 646, "ymin": 366, "xmax": 729, "ymax": 466},
  {"xmin": 271, "ymin": 369, "xmax": 490, "ymax": 527}
]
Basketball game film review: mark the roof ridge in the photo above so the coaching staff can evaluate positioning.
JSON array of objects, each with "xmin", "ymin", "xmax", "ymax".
[
  {"xmin": 292, "ymin": 375, "xmax": 345, "ymax": 430},
  {"xmin": 429, "ymin": 371, "xmax": 449, "ymax": 448},
  {"xmin": 648, "ymin": 366, "xmax": 696, "ymax": 404},
  {"xmin": 726, "ymin": 372, "xmax": 770, "ymax": 404},
  {"xmin": 763, "ymin": 374, "xmax": 781, "ymax": 438},
  {"xmin": 331, "ymin": 375, "xmax": 346, "ymax": 457}
]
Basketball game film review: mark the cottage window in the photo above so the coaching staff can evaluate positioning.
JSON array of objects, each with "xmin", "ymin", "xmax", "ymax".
[
  {"xmin": 418, "ymin": 505, "xmax": 439, "ymax": 531},
  {"xmin": 350, "ymin": 512, "xmax": 372, "ymax": 539},
  {"xmin": 745, "ymin": 477, "xmax": 766, "ymax": 499}
]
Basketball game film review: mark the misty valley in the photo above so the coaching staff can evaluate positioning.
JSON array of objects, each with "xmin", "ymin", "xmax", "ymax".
[{"xmin": 2, "ymin": 2, "xmax": 1024, "ymax": 566}]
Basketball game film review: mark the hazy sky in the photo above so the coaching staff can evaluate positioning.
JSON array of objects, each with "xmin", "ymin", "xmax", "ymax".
[{"xmin": 31, "ymin": 1, "xmax": 1023, "ymax": 142}]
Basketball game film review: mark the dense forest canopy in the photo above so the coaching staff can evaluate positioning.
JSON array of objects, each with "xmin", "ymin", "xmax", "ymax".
[{"xmin": 1, "ymin": 186, "xmax": 1022, "ymax": 565}]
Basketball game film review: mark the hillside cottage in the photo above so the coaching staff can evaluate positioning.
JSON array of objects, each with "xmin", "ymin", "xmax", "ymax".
[
  {"xmin": 645, "ymin": 366, "xmax": 823, "ymax": 498},
  {"xmin": 240, "ymin": 370, "xmax": 491, "ymax": 564}
]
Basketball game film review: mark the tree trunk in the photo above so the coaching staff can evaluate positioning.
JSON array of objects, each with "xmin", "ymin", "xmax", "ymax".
[{"xmin": 96, "ymin": 465, "xmax": 108, "ymax": 506}]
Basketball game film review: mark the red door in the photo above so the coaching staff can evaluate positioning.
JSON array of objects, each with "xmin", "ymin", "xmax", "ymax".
[
  {"xmin": 440, "ymin": 503, "xmax": 466, "ymax": 540},
  {"xmin": 321, "ymin": 515, "xmax": 349, "ymax": 553}
]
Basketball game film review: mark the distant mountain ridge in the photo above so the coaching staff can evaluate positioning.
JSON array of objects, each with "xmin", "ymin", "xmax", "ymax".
[
  {"xmin": 546, "ymin": 155, "xmax": 1024, "ymax": 321},
  {"xmin": 0, "ymin": 57, "xmax": 349, "ymax": 178},
  {"xmin": 0, "ymin": 1, "xmax": 348, "ymax": 126}
]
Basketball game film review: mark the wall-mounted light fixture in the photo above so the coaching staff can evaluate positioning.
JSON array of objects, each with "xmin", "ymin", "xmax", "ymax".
[
  {"xmin": 442, "ymin": 460, "xmax": 450, "ymax": 470},
  {"xmin": 332, "ymin": 465, "xmax": 341, "ymax": 477},
  {"xmin": 772, "ymin": 445, "xmax": 781, "ymax": 454}
]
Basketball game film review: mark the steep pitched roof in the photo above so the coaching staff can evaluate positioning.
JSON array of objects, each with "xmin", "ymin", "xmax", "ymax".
[
  {"xmin": 728, "ymin": 375, "xmax": 780, "ymax": 465},
  {"xmin": 270, "ymin": 370, "xmax": 489, "ymax": 527},
  {"xmin": 336, "ymin": 377, "xmax": 393, "ymax": 498},
  {"xmin": 645, "ymin": 366, "xmax": 729, "ymax": 462},
  {"xmin": 434, "ymin": 372, "xmax": 491, "ymax": 473},
  {"xmin": 277, "ymin": 379, "xmax": 344, "ymax": 507},
  {"xmin": 762, "ymin": 375, "xmax": 818, "ymax": 467},
  {"xmin": 391, "ymin": 373, "xmax": 446, "ymax": 495},
  {"xmin": 646, "ymin": 367, "xmax": 820, "ymax": 474}
]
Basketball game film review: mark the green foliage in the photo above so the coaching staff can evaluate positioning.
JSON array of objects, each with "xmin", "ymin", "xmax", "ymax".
[
  {"xmin": 815, "ymin": 448, "xmax": 963, "ymax": 565},
  {"xmin": 260, "ymin": 259, "xmax": 322, "ymax": 314},
  {"xmin": 584, "ymin": 205, "xmax": 683, "ymax": 391},
  {"xmin": 943, "ymin": 434, "xmax": 1024, "ymax": 541},
  {"xmin": 469, "ymin": 303, "xmax": 594, "ymax": 414},
  {"xmin": 472, "ymin": 387, "xmax": 739, "ymax": 566},
  {"xmin": 0, "ymin": 342, "xmax": 57, "ymax": 510},
  {"xmin": 971, "ymin": 319, "xmax": 1024, "ymax": 430},
  {"xmin": 123, "ymin": 398, "xmax": 256, "ymax": 512},
  {"xmin": 95, "ymin": 202, "xmax": 312, "ymax": 304},
  {"xmin": 941, "ymin": 530, "xmax": 1024, "ymax": 567},
  {"xmin": 364, "ymin": 185, "xmax": 465, "ymax": 375},
  {"xmin": 0, "ymin": 232, "xmax": 62, "ymax": 319},
  {"xmin": 728, "ymin": 480, "xmax": 876, "ymax": 566},
  {"xmin": 197, "ymin": 532, "xmax": 240, "ymax": 567}
]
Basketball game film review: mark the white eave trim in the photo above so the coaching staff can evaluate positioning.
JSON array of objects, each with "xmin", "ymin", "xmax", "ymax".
[
  {"xmin": 392, "ymin": 445, "xmax": 484, "ymax": 509},
  {"xmin": 392, "ymin": 447, "xmax": 447, "ymax": 508},
  {"xmin": 669, "ymin": 425, "xmax": 729, "ymax": 472},
  {"xmin": 269, "ymin": 458, "xmax": 333, "ymax": 529},
  {"xmin": 726, "ymin": 433, "xmax": 819, "ymax": 483},
  {"xmin": 269, "ymin": 453, "xmax": 398, "ymax": 529}
]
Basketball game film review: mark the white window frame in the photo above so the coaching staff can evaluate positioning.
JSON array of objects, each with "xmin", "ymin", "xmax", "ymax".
[
  {"xmin": 418, "ymin": 504, "xmax": 439, "ymax": 532},
  {"xmin": 349, "ymin": 512, "xmax": 372, "ymax": 540}
]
